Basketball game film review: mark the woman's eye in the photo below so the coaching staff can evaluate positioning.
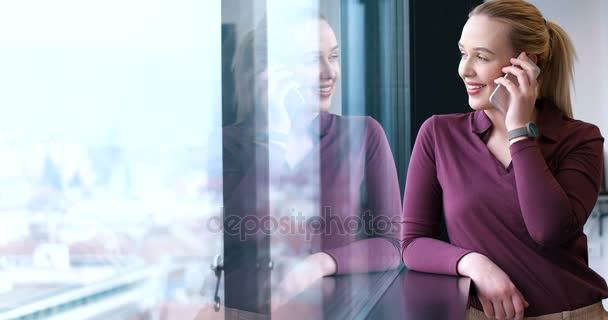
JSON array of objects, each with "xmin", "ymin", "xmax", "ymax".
[
  {"xmin": 308, "ymin": 56, "xmax": 320, "ymax": 63},
  {"xmin": 477, "ymin": 55, "xmax": 489, "ymax": 62},
  {"xmin": 329, "ymin": 54, "xmax": 340, "ymax": 61}
]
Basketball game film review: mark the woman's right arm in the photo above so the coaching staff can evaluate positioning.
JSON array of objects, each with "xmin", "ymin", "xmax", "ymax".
[
  {"xmin": 458, "ymin": 252, "xmax": 529, "ymax": 320},
  {"xmin": 402, "ymin": 117, "xmax": 529, "ymax": 320},
  {"xmin": 401, "ymin": 116, "xmax": 472, "ymax": 275}
]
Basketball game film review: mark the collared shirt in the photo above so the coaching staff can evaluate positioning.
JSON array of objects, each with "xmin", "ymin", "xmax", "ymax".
[
  {"xmin": 402, "ymin": 99, "xmax": 608, "ymax": 316},
  {"xmin": 222, "ymin": 112, "xmax": 402, "ymax": 312}
]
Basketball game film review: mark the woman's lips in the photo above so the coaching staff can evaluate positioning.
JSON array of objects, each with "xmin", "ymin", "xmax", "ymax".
[
  {"xmin": 466, "ymin": 83, "xmax": 486, "ymax": 96},
  {"xmin": 319, "ymin": 85, "xmax": 333, "ymax": 98}
]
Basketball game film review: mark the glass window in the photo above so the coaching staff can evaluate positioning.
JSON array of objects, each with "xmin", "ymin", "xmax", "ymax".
[
  {"xmin": 221, "ymin": 0, "xmax": 407, "ymax": 319},
  {"xmin": 0, "ymin": 0, "xmax": 409, "ymax": 319},
  {"xmin": 0, "ymin": 1, "xmax": 224, "ymax": 319}
]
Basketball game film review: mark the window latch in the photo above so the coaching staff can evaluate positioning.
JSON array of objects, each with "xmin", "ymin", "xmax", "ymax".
[{"xmin": 206, "ymin": 254, "xmax": 223, "ymax": 312}]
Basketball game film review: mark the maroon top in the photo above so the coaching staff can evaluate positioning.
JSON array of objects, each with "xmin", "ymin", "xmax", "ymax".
[
  {"xmin": 401, "ymin": 99, "xmax": 608, "ymax": 316},
  {"xmin": 222, "ymin": 111, "xmax": 402, "ymax": 311},
  {"xmin": 313, "ymin": 112, "xmax": 402, "ymax": 274}
]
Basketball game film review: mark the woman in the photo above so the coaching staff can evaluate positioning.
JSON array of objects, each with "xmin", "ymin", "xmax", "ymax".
[
  {"xmin": 401, "ymin": 1, "xmax": 608, "ymax": 319},
  {"xmin": 222, "ymin": 12, "xmax": 402, "ymax": 316}
]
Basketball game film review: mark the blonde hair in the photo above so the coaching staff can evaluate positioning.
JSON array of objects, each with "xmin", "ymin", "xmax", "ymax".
[{"xmin": 470, "ymin": 0, "xmax": 577, "ymax": 118}]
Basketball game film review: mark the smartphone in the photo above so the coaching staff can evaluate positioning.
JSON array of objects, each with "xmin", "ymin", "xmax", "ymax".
[
  {"xmin": 489, "ymin": 56, "xmax": 541, "ymax": 114},
  {"xmin": 284, "ymin": 87, "xmax": 307, "ymax": 110}
]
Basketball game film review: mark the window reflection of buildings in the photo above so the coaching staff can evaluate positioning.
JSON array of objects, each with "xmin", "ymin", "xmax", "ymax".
[{"xmin": 0, "ymin": 138, "xmax": 224, "ymax": 319}]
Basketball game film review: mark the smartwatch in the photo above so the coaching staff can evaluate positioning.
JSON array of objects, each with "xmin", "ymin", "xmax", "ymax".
[{"xmin": 508, "ymin": 122, "xmax": 538, "ymax": 141}]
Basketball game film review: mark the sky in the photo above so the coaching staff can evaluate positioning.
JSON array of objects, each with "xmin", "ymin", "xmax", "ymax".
[{"xmin": 0, "ymin": 0, "xmax": 222, "ymax": 149}]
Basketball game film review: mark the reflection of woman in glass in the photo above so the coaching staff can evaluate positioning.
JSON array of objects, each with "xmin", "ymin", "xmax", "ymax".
[
  {"xmin": 402, "ymin": 1, "xmax": 608, "ymax": 319},
  {"xmin": 222, "ymin": 12, "xmax": 402, "ymax": 315}
]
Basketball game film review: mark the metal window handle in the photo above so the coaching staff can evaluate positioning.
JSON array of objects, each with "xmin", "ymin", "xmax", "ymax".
[
  {"xmin": 205, "ymin": 255, "xmax": 273, "ymax": 312},
  {"xmin": 206, "ymin": 254, "xmax": 223, "ymax": 312}
]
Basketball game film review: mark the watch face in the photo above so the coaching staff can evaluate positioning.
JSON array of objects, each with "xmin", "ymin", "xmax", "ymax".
[{"xmin": 527, "ymin": 122, "xmax": 539, "ymax": 137}]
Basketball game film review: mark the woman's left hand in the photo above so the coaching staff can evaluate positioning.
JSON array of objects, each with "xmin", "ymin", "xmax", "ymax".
[
  {"xmin": 271, "ymin": 252, "xmax": 337, "ymax": 311},
  {"xmin": 494, "ymin": 52, "xmax": 539, "ymax": 131}
]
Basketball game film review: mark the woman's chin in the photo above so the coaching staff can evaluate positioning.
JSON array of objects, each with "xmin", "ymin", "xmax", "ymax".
[
  {"xmin": 318, "ymin": 99, "xmax": 331, "ymax": 112},
  {"xmin": 468, "ymin": 99, "xmax": 493, "ymax": 111}
]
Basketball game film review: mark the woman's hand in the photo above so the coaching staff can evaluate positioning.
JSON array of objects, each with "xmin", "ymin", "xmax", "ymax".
[
  {"xmin": 258, "ymin": 64, "xmax": 307, "ymax": 137},
  {"xmin": 271, "ymin": 252, "xmax": 337, "ymax": 311},
  {"xmin": 493, "ymin": 52, "xmax": 539, "ymax": 131},
  {"xmin": 458, "ymin": 253, "xmax": 529, "ymax": 320}
]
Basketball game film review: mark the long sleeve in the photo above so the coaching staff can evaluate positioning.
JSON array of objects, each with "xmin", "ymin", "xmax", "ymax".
[
  {"xmin": 396, "ymin": 108, "xmax": 608, "ymax": 315},
  {"xmin": 510, "ymin": 125, "xmax": 605, "ymax": 247},
  {"xmin": 401, "ymin": 117, "xmax": 472, "ymax": 276},
  {"xmin": 322, "ymin": 118, "xmax": 402, "ymax": 274}
]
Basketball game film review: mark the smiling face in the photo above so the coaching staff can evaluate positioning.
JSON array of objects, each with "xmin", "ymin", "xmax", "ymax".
[
  {"xmin": 458, "ymin": 15, "xmax": 516, "ymax": 111},
  {"xmin": 316, "ymin": 19, "xmax": 340, "ymax": 112},
  {"xmin": 285, "ymin": 19, "xmax": 340, "ymax": 112}
]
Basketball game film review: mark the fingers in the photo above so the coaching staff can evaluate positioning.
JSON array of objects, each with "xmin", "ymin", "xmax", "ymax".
[
  {"xmin": 492, "ymin": 293, "xmax": 529, "ymax": 320},
  {"xmin": 495, "ymin": 52, "xmax": 539, "ymax": 102},
  {"xmin": 470, "ymin": 258, "xmax": 531, "ymax": 320},
  {"xmin": 493, "ymin": 73, "xmax": 534, "ymax": 102},
  {"xmin": 480, "ymin": 297, "xmax": 495, "ymax": 319},
  {"xmin": 486, "ymin": 297, "xmax": 523, "ymax": 320},
  {"xmin": 511, "ymin": 295, "xmax": 526, "ymax": 320},
  {"xmin": 510, "ymin": 52, "xmax": 540, "ymax": 81},
  {"xmin": 267, "ymin": 69, "xmax": 297, "ymax": 94},
  {"xmin": 502, "ymin": 298, "xmax": 516, "ymax": 319},
  {"xmin": 257, "ymin": 65, "xmax": 295, "ymax": 93},
  {"xmin": 479, "ymin": 290, "xmax": 529, "ymax": 320},
  {"xmin": 275, "ymin": 80, "xmax": 302, "ymax": 106},
  {"xmin": 501, "ymin": 65, "xmax": 529, "ymax": 89},
  {"xmin": 262, "ymin": 66, "xmax": 304, "ymax": 111},
  {"xmin": 493, "ymin": 76, "xmax": 518, "ymax": 97},
  {"xmin": 492, "ymin": 300, "xmax": 506, "ymax": 319},
  {"xmin": 504, "ymin": 52, "xmax": 539, "ymax": 91}
]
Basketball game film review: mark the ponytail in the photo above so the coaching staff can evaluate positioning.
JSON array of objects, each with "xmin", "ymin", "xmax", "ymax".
[
  {"xmin": 539, "ymin": 21, "xmax": 576, "ymax": 118},
  {"xmin": 470, "ymin": 0, "xmax": 577, "ymax": 118}
]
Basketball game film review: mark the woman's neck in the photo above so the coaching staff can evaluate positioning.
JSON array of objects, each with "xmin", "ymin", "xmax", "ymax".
[
  {"xmin": 483, "ymin": 107, "xmax": 538, "ymax": 139},
  {"xmin": 484, "ymin": 108, "xmax": 508, "ymax": 137}
]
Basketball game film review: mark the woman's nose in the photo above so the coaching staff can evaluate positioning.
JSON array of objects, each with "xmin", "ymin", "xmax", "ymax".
[
  {"xmin": 319, "ymin": 59, "xmax": 336, "ymax": 80},
  {"xmin": 458, "ymin": 57, "xmax": 475, "ymax": 78}
]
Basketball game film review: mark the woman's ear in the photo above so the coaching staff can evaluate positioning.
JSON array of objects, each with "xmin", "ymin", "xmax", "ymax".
[
  {"xmin": 529, "ymin": 54, "xmax": 538, "ymax": 65},
  {"xmin": 519, "ymin": 52, "xmax": 538, "ymax": 65}
]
